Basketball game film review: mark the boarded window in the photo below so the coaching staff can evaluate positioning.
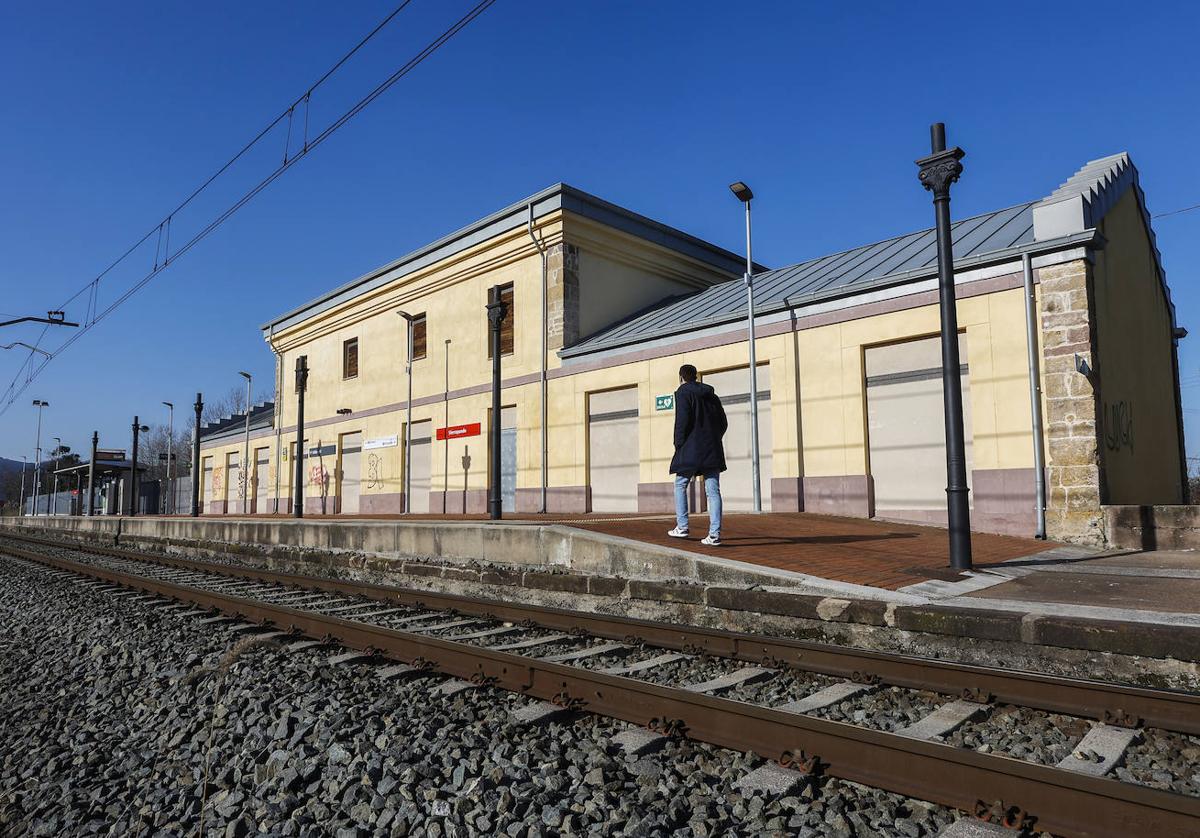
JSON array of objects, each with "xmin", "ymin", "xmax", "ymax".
[
  {"xmin": 488, "ymin": 284, "xmax": 514, "ymax": 358},
  {"xmin": 343, "ymin": 338, "xmax": 359, "ymax": 379},
  {"xmin": 411, "ymin": 314, "xmax": 427, "ymax": 360}
]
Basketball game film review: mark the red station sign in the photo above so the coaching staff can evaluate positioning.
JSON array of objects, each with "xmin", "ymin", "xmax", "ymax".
[{"xmin": 436, "ymin": 422, "xmax": 482, "ymax": 441}]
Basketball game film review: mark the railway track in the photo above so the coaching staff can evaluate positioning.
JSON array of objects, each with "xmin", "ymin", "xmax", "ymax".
[{"xmin": 2, "ymin": 530, "xmax": 1198, "ymax": 837}]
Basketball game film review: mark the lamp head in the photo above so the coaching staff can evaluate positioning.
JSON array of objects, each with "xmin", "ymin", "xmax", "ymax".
[
  {"xmin": 163, "ymin": 401, "xmax": 173, "ymax": 409},
  {"xmin": 397, "ymin": 310, "xmax": 413, "ymax": 322},
  {"xmin": 238, "ymin": 371, "xmax": 252, "ymax": 381},
  {"xmin": 729, "ymin": 181, "xmax": 754, "ymax": 203}
]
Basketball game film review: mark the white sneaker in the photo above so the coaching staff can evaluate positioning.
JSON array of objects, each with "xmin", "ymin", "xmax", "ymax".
[
  {"xmin": 700, "ymin": 535, "xmax": 721, "ymax": 546},
  {"xmin": 667, "ymin": 527, "xmax": 689, "ymax": 538}
]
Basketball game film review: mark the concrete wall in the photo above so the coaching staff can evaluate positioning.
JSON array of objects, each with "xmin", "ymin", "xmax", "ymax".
[
  {"xmin": 1092, "ymin": 190, "xmax": 1184, "ymax": 504},
  {"xmin": 1106, "ymin": 505, "xmax": 1200, "ymax": 550},
  {"xmin": 0, "ymin": 513, "xmax": 823, "ymax": 589}
]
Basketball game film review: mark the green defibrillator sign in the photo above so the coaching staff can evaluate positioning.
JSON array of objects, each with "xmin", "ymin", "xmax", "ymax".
[{"xmin": 655, "ymin": 394, "xmax": 674, "ymax": 411}]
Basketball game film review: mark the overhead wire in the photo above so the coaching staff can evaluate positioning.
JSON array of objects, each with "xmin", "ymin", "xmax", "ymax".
[
  {"xmin": 0, "ymin": 0, "xmax": 498, "ymax": 415},
  {"xmin": 1154, "ymin": 203, "xmax": 1200, "ymax": 220}
]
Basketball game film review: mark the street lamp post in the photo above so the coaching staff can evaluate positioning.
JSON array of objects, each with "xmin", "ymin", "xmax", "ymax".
[
  {"xmin": 162, "ymin": 402, "xmax": 174, "ymax": 515},
  {"xmin": 18, "ymin": 456, "xmax": 26, "ymax": 516},
  {"xmin": 32, "ymin": 400, "xmax": 48, "ymax": 515},
  {"xmin": 397, "ymin": 312, "xmax": 415, "ymax": 514},
  {"xmin": 51, "ymin": 436, "xmax": 61, "ymax": 515},
  {"xmin": 191, "ymin": 394, "xmax": 203, "ymax": 517},
  {"xmin": 485, "ymin": 286, "xmax": 507, "ymax": 521},
  {"xmin": 129, "ymin": 418, "xmax": 149, "ymax": 516},
  {"xmin": 729, "ymin": 182, "xmax": 763, "ymax": 513},
  {"xmin": 238, "ymin": 372, "xmax": 252, "ymax": 514},
  {"xmin": 87, "ymin": 431, "xmax": 98, "ymax": 516},
  {"xmin": 917, "ymin": 122, "xmax": 973, "ymax": 571},
  {"xmin": 293, "ymin": 356, "xmax": 308, "ymax": 519}
]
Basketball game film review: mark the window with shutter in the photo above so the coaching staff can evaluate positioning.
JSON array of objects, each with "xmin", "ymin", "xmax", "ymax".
[
  {"xmin": 343, "ymin": 338, "xmax": 359, "ymax": 379},
  {"xmin": 412, "ymin": 314, "xmax": 427, "ymax": 360},
  {"xmin": 488, "ymin": 284, "xmax": 514, "ymax": 358}
]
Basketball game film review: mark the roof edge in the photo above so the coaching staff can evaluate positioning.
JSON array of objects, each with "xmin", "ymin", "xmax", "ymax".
[{"xmin": 260, "ymin": 183, "xmax": 751, "ymax": 335}]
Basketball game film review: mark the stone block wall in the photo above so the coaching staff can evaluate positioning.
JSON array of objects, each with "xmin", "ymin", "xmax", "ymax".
[
  {"xmin": 546, "ymin": 243, "xmax": 580, "ymax": 350},
  {"xmin": 1039, "ymin": 259, "xmax": 1106, "ymax": 545}
]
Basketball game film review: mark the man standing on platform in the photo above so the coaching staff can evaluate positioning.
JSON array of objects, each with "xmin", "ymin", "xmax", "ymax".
[{"xmin": 667, "ymin": 364, "xmax": 728, "ymax": 545}]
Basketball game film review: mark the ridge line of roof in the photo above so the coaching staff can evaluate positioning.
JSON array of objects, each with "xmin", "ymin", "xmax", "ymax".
[{"xmin": 260, "ymin": 183, "xmax": 752, "ymax": 334}]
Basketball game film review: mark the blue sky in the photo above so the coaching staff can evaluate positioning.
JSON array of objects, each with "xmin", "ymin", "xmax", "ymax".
[{"xmin": 2, "ymin": 0, "xmax": 1199, "ymax": 466}]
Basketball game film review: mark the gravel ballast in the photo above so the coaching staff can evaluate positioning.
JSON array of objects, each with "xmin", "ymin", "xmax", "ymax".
[
  {"xmin": 0, "ymin": 555, "xmax": 967, "ymax": 836},
  {"xmin": 944, "ymin": 706, "xmax": 1088, "ymax": 766}
]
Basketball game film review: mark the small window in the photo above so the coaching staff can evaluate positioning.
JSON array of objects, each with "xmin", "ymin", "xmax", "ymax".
[
  {"xmin": 411, "ymin": 314, "xmax": 427, "ymax": 360},
  {"xmin": 343, "ymin": 338, "xmax": 359, "ymax": 379},
  {"xmin": 488, "ymin": 284, "xmax": 515, "ymax": 358}
]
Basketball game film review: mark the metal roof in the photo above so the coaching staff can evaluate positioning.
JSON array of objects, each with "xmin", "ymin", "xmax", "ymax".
[
  {"xmin": 562, "ymin": 200, "xmax": 1038, "ymax": 357},
  {"xmin": 262, "ymin": 183, "xmax": 752, "ymax": 335},
  {"xmin": 199, "ymin": 401, "xmax": 275, "ymax": 443}
]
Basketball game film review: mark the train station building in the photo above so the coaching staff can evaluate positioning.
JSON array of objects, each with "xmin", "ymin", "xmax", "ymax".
[{"xmin": 199, "ymin": 152, "xmax": 1185, "ymax": 545}]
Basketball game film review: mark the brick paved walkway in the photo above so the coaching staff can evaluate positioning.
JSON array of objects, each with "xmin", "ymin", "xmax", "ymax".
[{"xmin": 571, "ymin": 513, "xmax": 1055, "ymax": 590}]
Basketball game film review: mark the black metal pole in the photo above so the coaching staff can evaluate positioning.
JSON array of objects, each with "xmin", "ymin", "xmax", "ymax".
[
  {"xmin": 485, "ymin": 287, "xmax": 507, "ymax": 520},
  {"xmin": 191, "ymin": 393, "xmax": 203, "ymax": 517},
  {"xmin": 129, "ymin": 417, "xmax": 141, "ymax": 517},
  {"xmin": 917, "ymin": 122, "xmax": 973, "ymax": 570},
  {"xmin": 87, "ymin": 431, "xmax": 98, "ymax": 516},
  {"xmin": 294, "ymin": 356, "xmax": 308, "ymax": 519}
]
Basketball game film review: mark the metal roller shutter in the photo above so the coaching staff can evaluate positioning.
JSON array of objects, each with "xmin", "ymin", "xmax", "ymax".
[
  {"xmin": 866, "ymin": 334, "xmax": 973, "ymax": 520},
  {"xmin": 588, "ymin": 387, "xmax": 639, "ymax": 512},
  {"xmin": 702, "ymin": 366, "xmax": 772, "ymax": 512}
]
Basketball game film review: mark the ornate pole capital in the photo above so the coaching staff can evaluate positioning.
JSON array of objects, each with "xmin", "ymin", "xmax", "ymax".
[
  {"xmin": 486, "ymin": 298, "xmax": 508, "ymax": 329},
  {"xmin": 916, "ymin": 146, "xmax": 965, "ymax": 197},
  {"xmin": 295, "ymin": 355, "xmax": 308, "ymax": 392}
]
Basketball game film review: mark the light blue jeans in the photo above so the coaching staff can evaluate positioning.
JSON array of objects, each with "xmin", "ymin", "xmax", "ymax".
[{"xmin": 674, "ymin": 472, "xmax": 721, "ymax": 537}]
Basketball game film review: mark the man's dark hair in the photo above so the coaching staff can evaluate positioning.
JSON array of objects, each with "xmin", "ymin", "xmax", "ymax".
[{"xmin": 679, "ymin": 364, "xmax": 698, "ymax": 382}]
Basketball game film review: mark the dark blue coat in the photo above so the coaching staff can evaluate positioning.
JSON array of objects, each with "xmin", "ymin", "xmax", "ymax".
[{"xmin": 669, "ymin": 381, "xmax": 728, "ymax": 477}]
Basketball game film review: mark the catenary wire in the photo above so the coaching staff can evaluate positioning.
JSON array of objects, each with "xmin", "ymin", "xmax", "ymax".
[{"xmin": 0, "ymin": 0, "xmax": 497, "ymax": 415}]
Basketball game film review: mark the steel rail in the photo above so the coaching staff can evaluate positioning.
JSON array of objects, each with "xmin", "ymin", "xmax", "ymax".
[
  {"xmin": 4, "ymin": 530, "xmax": 1199, "ymax": 737},
  {"xmin": 8, "ymin": 543, "xmax": 1200, "ymax": 838}
]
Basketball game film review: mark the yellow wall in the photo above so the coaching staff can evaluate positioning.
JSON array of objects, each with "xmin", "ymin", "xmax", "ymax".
[
  {"xmin": 205, "ymin": 258, "xmax": 1048, "ymax": 515},
  {"xmin": 224, "ymin": 209, "xmax": 732, "ymax": 509},
  {"xmin": 202, "ymin": 182, "xmax": 1190, "ymax": 527},
  {"xmin": 1092, "ymin": 191, "xmax": 1184, "ymax": 504}
]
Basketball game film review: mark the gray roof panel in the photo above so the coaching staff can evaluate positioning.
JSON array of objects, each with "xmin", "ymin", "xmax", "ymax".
[{"xmin": 563, "ymin": 200, "xmax": 1042, "ymax": 358}]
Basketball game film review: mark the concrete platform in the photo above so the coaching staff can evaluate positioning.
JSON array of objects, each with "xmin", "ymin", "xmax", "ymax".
[{"xmin": 5, "ymin": 514, "xmax": 1200, "ymax": 689}]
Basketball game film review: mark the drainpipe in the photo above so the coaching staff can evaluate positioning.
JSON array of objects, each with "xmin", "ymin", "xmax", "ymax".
[
  {"xmin": 1022, "ymin": 253, "xmax": 1048, "ymax": 539},
  {"xmin": 1170, "ymin": 325, "xmax": 1189, "ymax": 502},
  {"xmin": 528, "ymin": 203, "xmax": 549, "ymax": 514}
]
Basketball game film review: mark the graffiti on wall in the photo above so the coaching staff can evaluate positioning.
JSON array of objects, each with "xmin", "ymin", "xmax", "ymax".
[
  {"xmin": 309, "ymin": 464, "xmax": 327, "ymax": 489},
  {"xmin": 1103, "ymin": 400, "xmax": 1134, "ymax": 453},
  {"xmin": 212, "ymin": 466, "xmax": 224, "ymax": 495},
  {"xmin": 367, "ymin": 453, "xmax": 383, "ymax": 490}
]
